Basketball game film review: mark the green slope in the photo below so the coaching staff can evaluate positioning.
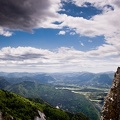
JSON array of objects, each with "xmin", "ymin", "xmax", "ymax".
[
  {"xmin": 8, "ymin": 81, "xmax": 100, "ymax": 120},
  {"xmin": 0, "ymin": 90, "xmax": 40, "ymax": 120},
  {"xmin": 0, "ymin": 90, "xmax": 89, "ymax": 120}
]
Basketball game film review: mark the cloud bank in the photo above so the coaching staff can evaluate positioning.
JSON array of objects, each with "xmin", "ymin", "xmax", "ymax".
[
  {"xmin": 0, "ymin": 0, "xmax": 120, "ymax": 72},
  {"xmin": 0, "ymin": 0, "xmax": 120, "ymax": 44},
  {"xmin": 0, "ymin": 46, "xmax": 119, "ymax": 72}
]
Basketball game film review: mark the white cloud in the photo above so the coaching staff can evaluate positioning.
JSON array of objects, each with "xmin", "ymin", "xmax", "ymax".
[
  {"xmin": 58, "ymin": 30, "xmax": 66, "ymax": 35},
  {"xmin": 86, "ymin": 44, "xmax": 119, "ymax": 57},
  {"xmin": 71, "ymin": 0, "xmax": 116, "ymax": 9},
  {"xmin": 57, "ymin": 0, "xmax": 120, "ymax": 63},
  {"xmin": 70, "ymin": 32, "xmax": 76, "ymax": 35},
  {"xmin": 0, "ymin": 27, "xmax": 12, "ymax": 37},
  {"xmin": 80, "ymin": 11, "xmax": 83, "ymax": 14},
  {"xmin": 79, "ymin": 41, "xmax": 84, "ymax": 46},
  {"xmin": 0, "ymin": 0, "xmax": 119, "ymax": 72},
  {"xmin": 0, "ymin": 46, "xmax": 119, "ymax": 73},
  {"xmin": 1, "ymin": 0, "xmax": 120, "ymax": 46},
  {"xmin": 88, "ymin": 40, "xmax": 92, "ymax": 43}
]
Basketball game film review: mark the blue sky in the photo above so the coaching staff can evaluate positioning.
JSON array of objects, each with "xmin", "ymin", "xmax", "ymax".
[{"xmin": 0, "ymin": 0, "xmax": 120, "ymax": 73}]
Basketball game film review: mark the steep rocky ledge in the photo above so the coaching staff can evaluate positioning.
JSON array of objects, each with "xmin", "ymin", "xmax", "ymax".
[{"xmin": 101, "ymin": 67, "xmax": 120, "ymax": 120}]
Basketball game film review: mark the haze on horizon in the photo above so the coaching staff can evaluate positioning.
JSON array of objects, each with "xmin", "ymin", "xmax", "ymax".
[{"xmin": 0, "ymin": 0, "xmax": 120, "ymax": 73}]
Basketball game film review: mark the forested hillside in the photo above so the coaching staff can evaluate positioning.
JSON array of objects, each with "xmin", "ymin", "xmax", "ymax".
[
  {"xmin": 8, "ymin": 81, "xmax": 100, "ymax": 120},
  {"xmin": 0, "ymin": 90, "xmax": 89, "ymax": 120},
  {"xmin": 0, "ymin": 71, "xmax": 113, "ymax": 120}
]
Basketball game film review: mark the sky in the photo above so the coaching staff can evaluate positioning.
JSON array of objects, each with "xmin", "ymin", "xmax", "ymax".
[{"xmin": 0, "ymin": 0, "xmax": 120, "ymax": 73}]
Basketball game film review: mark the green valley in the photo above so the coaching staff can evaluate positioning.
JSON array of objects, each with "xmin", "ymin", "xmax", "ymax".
[
  {"xmin": 0, "ymin": 90, "xmax": 89, "ymax": 120},
  {"xmin": 0, "ymin": 71, "xmax": 114, "ymax": 120},
  {"xmin": 7, "ymin": 81, "xmax": 100, "ymax": 120}
]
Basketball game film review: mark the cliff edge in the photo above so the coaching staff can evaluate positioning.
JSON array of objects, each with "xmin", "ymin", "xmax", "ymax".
[{"xmin": 101, "ymin": 67, "xmax": 120, "ymax": 120}]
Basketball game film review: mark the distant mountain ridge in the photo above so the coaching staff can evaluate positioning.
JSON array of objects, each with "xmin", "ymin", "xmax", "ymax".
[
  {"xmin": 51, "ymin": 72, "xmax": 114, "ymax": 87},
  {"xmin": 0, "ymin": 72, "xmax": 55, "ymax": 85},
  {"xmin": 0, "ymin": 71, "xmax": 114, "ymax": 87},
  {"xmin": 0, "ymin": 77, "xmax": 11, "ymax": 89}
]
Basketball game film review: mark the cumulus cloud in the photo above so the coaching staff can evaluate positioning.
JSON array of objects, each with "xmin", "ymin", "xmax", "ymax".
[
  {"xmin": 0, "ymin": 46, "xmax": 119, "ymax": 72},
  {"xmin": 0, "ymin": 27, "xmax": 12, "ymax": 37},
  {"xmin": 70, "ymin": 32, "xmax": 76, "ymax": 35},
  {"xmin": 1, "ymin": 0, "xmax": 120, "ymax": 45},
  {"xmin": 88, "ymin": 40, "xmax": 92, "ymax": 43},
  {"xmin": 71, "ymin": 0, "xmax": 116, "ymax": 9},
  {"xmin": 0, "ymin": 47, "xmax": 53, "ymax": 61},
  {"xmin": 0, "ymin": 0, "xmax": 119, "ymax": 72},
  {"xmin": 79, "ymin": 41, "xmax": 84, "ymax": 46},
  {"xmin": 58, "ymin": 30, "xmax": 66, "ymax": 35},
  {"xmin": 86, "ymin": 44, "xmax": 119, "ymax": 58},
  {"xmin": 58, "ymin": 0, "xmax": 120, "ymax": 60}
]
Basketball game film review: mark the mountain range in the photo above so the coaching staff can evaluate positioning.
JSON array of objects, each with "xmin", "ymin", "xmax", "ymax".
[
  {"xmin": 0, "ymin": 71, "xmax": 114, "ymax": 120},
  {"xmin": 0, "ymin": 71, "xmax": 114, "ymax": 87}
]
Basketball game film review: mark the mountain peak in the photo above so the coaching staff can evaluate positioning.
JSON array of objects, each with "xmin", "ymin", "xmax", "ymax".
[
  {"xmin": 117, "ymin": 66, "xmax": 120, "ymax": 73},
  {"xmin": 101, "ymin": 67, "xmax": 120, "ymax": 120}
]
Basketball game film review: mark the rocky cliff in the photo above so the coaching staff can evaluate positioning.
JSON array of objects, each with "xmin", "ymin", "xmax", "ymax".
[{"xmin": 101, "ymin": 67, "xmax": 120, "ymax": 120}]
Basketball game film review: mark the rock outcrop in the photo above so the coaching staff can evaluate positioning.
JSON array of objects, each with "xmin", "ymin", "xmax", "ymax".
[
  {"xmin": 101, "ymin": 67, "xmax": 120, "ymax": 120},
  {"xmin": 34, "ymin": 110, "xmax": 46, "ymax": 120}
]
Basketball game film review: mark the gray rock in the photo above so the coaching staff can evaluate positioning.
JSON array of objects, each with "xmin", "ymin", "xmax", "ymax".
[
  {"xmin": 34, "ymin": 110, "xmax": 46, "ymax": 120},
  {"xmin": 101, "ymin": 67, "xmax": 120, "ymax": 120}
]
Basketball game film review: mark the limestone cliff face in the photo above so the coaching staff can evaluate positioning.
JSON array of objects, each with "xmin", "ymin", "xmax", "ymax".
[{"xmin": 101, "ymin": 67, "xmax": 120, "ymax": 120}]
